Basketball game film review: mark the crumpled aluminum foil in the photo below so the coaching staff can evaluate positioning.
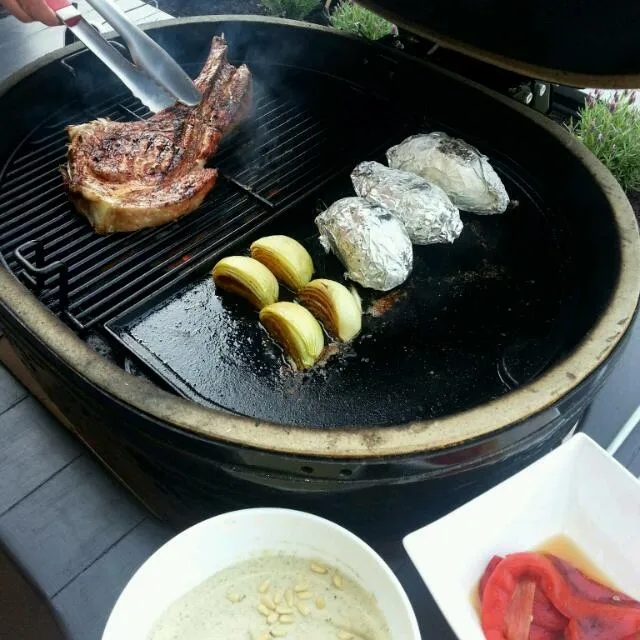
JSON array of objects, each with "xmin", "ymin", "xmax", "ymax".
[
  {"xmin": 386, "ymin": 131, "xmax": 510, "ymax": 215},
  {"xmin": 351, "ymin": 160, "xmax": 463, "ymax": 245},
  {"xmin": 315, "ymin": 197, "xmax": 413, "ymax": 291}
]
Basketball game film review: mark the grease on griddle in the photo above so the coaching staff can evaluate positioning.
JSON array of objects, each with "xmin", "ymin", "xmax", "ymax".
[
  {"xmin": 317, "ymin": 341, "xmax": 342, "ymax": 367},
  {"xmin": 367, "ymin": 290, "xmax": 408, "ymax": 317},
  {"xmin": 274, "ymin": 334, "xmax": 353, "ymax": 383}
]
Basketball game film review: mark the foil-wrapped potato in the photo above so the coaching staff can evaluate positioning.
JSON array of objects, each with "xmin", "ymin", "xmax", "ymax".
[
  {"xmin": 315, "ymin": 197, "xmax": 412, "ymax": 291},
  {"xmin": 386, "ymin": 132, "xmax": 509, "ymax": 214},
  {"xmin": 351, "ymin": 161, "xmax": 463, "ymax": 244}
]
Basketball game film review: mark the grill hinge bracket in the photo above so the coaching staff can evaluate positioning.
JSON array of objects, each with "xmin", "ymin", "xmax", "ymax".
[{"xmin": 509, "ymin": 80, "xmax": 551, "ymax": 114}]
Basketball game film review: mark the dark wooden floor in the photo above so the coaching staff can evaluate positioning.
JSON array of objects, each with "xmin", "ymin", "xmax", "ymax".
[
  {"xmin": 0, "ymin": 546, "xmax": 65, "ymax": 639},
  {"xmin": 581, "ymin": 314, "xmax": 640, "ymax": 472},
  {"xmin": 0, "ymin": 362, "xmax": 175, "ymax": 639}
]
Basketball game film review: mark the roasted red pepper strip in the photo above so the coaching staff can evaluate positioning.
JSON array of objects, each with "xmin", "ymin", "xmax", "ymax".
[
  {"xmin": 548, "ymin": 556, "xmax": 639, "ymax": 607},
  {"xmin": 480, "ymin": 556, "xmax": 504, "ymax": 600},
  {"xmin": 481, "ymin": 553, "xmax": 640, "ymax": 640},
  {"xmin": 532, "ymin": 585, "xmax": 567, "ymax": 633},
  {"xmin": 481, "ymin": 555, "xmax": 567, "ymax": 637}
]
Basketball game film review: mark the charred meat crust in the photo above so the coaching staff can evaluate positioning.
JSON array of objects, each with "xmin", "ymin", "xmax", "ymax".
[{"xmin": 63, "ymin": 36, "xmax": 252, "ymax": 234}]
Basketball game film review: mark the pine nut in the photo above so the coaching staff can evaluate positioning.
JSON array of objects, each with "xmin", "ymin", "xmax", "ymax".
[
  {"xmin": 274, "ymin": 590, "xmax": 283, "ymax": 605},
  {"xmin": 285, "ymin": 589, "xmax": 294, "ymax": 606},
  {"xmin": 297, "ymin": 591, "xmax": 313, "ymax": 600},
  {"xmin": 258, "ymin": 604, "xmax": 271, "ymax": 617},
  {"xmin": 257, "ymin": 632, "xmax": 271, "ymax": 640},
  {"xmin": 294, "ymin": 583, "xmax": 308, "ymax": 593},
  {"xmin": 271, "ymin": 628, "xmax": 288, "ymax": 637},
  {"xmin": 258, "ymin": 580, "xmax": 270, "ymax": 594},
  {"xmin": 267, "ymin": 613, "xmax": 279, "ymax": 624},
  {"xmin": 279, "ymin": 614, "xmax": 294, "ymax": 624},
  {"xmin": 226, "ymin": 591, "xmax": 244, "ymax": 603},
  {"xmin": 296, "ymin": 602, "xmax": 310, "ymax": 616},
  {"xmin": 310, "ymin": 562, "xmax": 328, "ymax": 574},
  {"xmin": 316, "ymin": 596, "xmax": 326, "ymax": 610},
  {"xmin": 333, "ymin": 573, "xmax": 343, "ymax": 590},
  {"xmin": 276, "ymin": 606, "xmax": 292, "ymax": 615},
  {"xmin": 261, "ymin": 595, "xmax": 276, "ymax": 610},
  {"xmin": 338, "ymin": 632, "xmax": 354, "ymax": 640}
]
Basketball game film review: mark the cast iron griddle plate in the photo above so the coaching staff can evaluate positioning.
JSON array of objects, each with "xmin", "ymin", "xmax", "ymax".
[{"xmin": 108, "ymin": 159, "xmax": 576, "ymax": 428}]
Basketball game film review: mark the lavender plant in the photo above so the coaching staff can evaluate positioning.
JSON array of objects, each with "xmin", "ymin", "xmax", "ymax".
[
  {"xmin": 567, "ymin": 90, "xmax": 640, "ymax": 192},
  {"xmin": 330, "ymin": 0, "xmax": 395, "ymax": 40},
  {"xmin": 260, "ymin": 0, "xmax": 319, "ymax": 20}
]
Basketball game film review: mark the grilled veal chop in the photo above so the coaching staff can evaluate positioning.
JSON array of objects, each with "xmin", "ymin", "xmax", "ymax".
[{"xmin": 62, "ymin": 36, "xmax": 252, "ymax": 234}]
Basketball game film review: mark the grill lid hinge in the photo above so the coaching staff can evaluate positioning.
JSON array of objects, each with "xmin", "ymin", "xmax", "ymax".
[
  {"xmin": 509, "ymin": 80, "xmax": 551, "ymax": 114},
  {"xmin": 391, "ymin": 29, "xmax": 554, "ymax": 115}
]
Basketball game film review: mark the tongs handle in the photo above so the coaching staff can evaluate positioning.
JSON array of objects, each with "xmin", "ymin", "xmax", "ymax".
[{"xmin": 47, "ymin": 0, "xmax": 201, "ymax": 107}]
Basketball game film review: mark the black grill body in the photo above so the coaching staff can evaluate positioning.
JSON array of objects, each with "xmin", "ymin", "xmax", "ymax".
[{"xmin": 0, "ymin": 18, "xmax": 637, "ymax": 528}]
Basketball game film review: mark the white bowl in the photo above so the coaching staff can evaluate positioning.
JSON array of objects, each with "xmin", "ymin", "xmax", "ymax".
[
  {"xmin": 403, "ymin": 433, "xmax": 640, "ymax": 640},
  {"xmin": 103, "ymin": 507, "xmax": 420, "ymax": 640}
]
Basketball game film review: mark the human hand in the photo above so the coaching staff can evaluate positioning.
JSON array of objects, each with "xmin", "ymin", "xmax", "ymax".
[{"xmin": 1, "ymin": 0, "xmax": 58, "ymax": 26}]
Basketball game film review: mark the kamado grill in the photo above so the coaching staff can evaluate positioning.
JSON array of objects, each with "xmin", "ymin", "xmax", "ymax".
[{"xmin": 0, "ymin": 9, "xmax": 639, "ymax": 530}]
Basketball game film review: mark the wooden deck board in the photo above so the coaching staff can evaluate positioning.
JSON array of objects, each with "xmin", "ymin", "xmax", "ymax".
[
  {"xmin": 0, "ymin": 363, "xmax": 27, "ymax": 415},
  {"xmin": 0, "ymin": 546, "xmax": 65, "ymax": 639},
  {"xmin": 581, "ymin": 315, "xmax": 640, "ymax": 452},
  {"xmin": 621, "ymin": 432, "xmax": 640, "ymax": 476},
  {"xmin": 0, "ymin": 396, "xmax": 81, "ymax": 515},
  {"xmin": 0, "ymin": 455, "xmax": 146, "ymax": 597},
  {"xmin": 52, "ymin": 517, "xmax": 173, "ymax": 640}
]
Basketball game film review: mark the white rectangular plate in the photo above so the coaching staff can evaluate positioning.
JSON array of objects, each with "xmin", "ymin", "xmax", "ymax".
[{"xmin": 403, "ymin": 433, "xmax": 640, "ymax": 640}]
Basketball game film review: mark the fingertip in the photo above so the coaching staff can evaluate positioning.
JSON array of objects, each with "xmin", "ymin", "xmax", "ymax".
[
  {"xmin": 36, "ymin": 4, "xmax": 60, "ymax": 26},
  {"xmin": 3, "ymin": 0, "xmax": 33, "ymax": 22},
  {"xmin": 42, "ymin": 2, "xmax": 60, "ymax": 26},
  {"xmin": 21, "ymin": 0, "xmax": 59, "ymax": 26}
]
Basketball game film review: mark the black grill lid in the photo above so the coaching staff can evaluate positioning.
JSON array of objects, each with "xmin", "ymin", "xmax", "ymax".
[{"xmin": 358, "ymin": 0, "xmax": 640, "ymax": 88}]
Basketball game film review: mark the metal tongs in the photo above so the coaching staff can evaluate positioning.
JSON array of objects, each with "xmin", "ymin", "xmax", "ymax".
[{"xmin": 46, "ymin": 0, "xmax": 201, "ymax": 113}]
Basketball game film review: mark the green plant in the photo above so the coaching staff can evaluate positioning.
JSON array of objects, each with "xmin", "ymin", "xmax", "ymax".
[
  {"xmin": 330, "ymin": 0, "xmax": 395, "ymax": 40},
  {"xmin": 567, "ymin": 90, "xmax": 640, "ymax": 192},
  {"xmin": 259, "ymin": 0, "xmax": 319, "ymax": 20}
]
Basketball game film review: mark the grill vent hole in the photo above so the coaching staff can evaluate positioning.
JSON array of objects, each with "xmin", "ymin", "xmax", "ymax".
[
  {"xmin": 339, "ymin": 469, "xmax": 353, "ymax": 478},
  {"xmin": 301, "ymin": 466, "xmax": 313, "ymax": 474}
]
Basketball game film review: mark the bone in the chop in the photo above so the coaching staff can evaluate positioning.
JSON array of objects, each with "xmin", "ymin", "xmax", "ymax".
[{"xmin": 62, "ymin": 36, "xmax": 252, "ymax": 234}]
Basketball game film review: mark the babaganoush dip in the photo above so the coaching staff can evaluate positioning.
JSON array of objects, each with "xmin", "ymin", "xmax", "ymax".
[{"xmin": 147, "ymin": 554, "xmax": 391, "ymax": 640}]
